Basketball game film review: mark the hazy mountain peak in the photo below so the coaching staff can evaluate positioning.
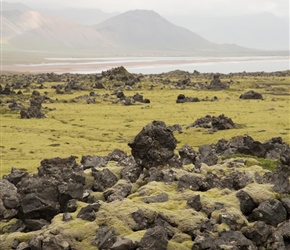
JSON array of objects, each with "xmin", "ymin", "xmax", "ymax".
[{"xmin": 1, "ymin": 1, "xmax": 31, "ymax": 11}]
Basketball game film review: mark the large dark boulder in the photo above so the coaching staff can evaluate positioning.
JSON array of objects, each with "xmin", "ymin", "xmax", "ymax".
[
  {"xmin": 9, "ymin": 156, "xmax": 87, "ymax": 231},
  {"xmin": 240, "ymin": 90, "xmax": 263, "ymax": 99},
  {"xmin": 236, "ymin": 190, "xmax": 257, "ymax": 215},
  {"xmin": 207, "ymin": 74, "xmax": 229, "ymax": 90},
  {"xmin": 242, "ymin": 221, "xmax": 272, "ymax": 246},
  {"xmin": 131, "ymin": 209, "xmax": 151, "ymax": 231},
  {"xmin": 3, "ymin": 167, "xmax": 29, "ymax": 186},
  {"xmin": 251, "ymin": 198, "xmax": 287, "ymax": 227},
  {"xmin": 187, "ymin": 114, "xmax": 235, "ymax": 132},
  {"xmin": 81, "ymin": 155, "xmax": 108, "ymax": 169},
  {"xmin": 20, "ymin": 96, "xmax": 46, "ymax": 119},
  {"xmin": 93, "ymin": 226, "xmax": 117, "ymax": 250},
  {"xmin": 178, "ymin": 144, "xmax": 197, "ymax": 165},
  {"xmin": 139, "ymin": 226, "xmax": 168, "ymax": 250},
  {"xmin": 92, "ymin": 168, "xmax": 118, "ymax": 192},
  {"xmin": 176, "ymin": 94, "xmax": 200, "ymax": 103},
  {"xmin": 0, "ymin": 179, "xmax": 20, "ymax": 220},
  {"xmin": 128, "ymin": 121, "xmax": 177, "ymax": 169},
  {"xmin": 195, "ymin": 145, "xmax": 218, "ymax": 168},
  {"xmin": 77, "ymin": 203, "xmax": 101, "ymax": 221},
  {"xmin": 211, "ymin": 114, "xmax": 236, "ymax": 130},
  {"xmin": 216, "ymin": 135, "xmax": 290, "ymax": 161}
]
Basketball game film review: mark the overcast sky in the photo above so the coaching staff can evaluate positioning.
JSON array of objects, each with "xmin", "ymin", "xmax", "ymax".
[{"xmin": 2, "ymin": 0, "xmax": 289, "ymax": 17}]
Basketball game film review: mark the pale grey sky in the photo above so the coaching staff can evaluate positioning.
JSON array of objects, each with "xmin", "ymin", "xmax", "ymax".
[{"xmin": 2, "ymin": 0, "xmax": 289, "ymax": 17}]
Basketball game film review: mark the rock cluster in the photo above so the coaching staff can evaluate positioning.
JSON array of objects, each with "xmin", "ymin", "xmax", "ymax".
[
  {"xmin": 240, "ymin": 90, "xmax": 263, "ymax": 100},
  {"xmin": 1, "ymin": 121, "xmax": 290, "ymax": 250},
  {"xmin": 176, "ymin": 94, "xmax": 200, "ymax": 103},
  {"xmin": 207, "ymin": 74, "xmax": 229, "ymax": 90},
  {"xmin": 0, "ymin": 84, "xmax": 15, "ymax": 95},
  {"xmin": 115, "ymin": 91, "xmax": 150, "ymax": 105},
  {"xmin": 187, "ymin": 114, "xmax": 236, "ymax": 132},
  {"xmin": 20, "ymin": 96, "xmax": 46, "ymax": 119},
  {"xmin": 102, "ymin": 66, "xmax": 140, "ymax": 86},
  {"xmin": 128, "ymin": 121, "xmax": 178, "ymax": 169}
]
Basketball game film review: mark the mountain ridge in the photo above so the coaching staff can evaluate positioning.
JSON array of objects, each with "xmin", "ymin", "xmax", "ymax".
[{"xmin": 1, "ymin": 3, "xmax": 288, "ymax": 60}]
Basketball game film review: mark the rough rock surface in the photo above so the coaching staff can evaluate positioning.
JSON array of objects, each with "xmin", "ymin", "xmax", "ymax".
[
  {"xmin": 187, "ymin": 114, "xmax": 236, "ymax": 132},
  {"xmin": 128, "ymin": 121, "xmax": 177, "ymax": 169},
  {"xmin": 1, "ymin": 119, "xmax": 290, "ymax": 250},
  {"xmin": 240, "ymin": 90, "xmax": 263, "ymax": 99},
  {"xmin": 207, "ymin": 74, "xmax": 229, "ymax": 90},
  {"xmin": 176, "ymin": 94, "xmax": 200, "ymax": 103},
  {"xmin": 20, "ymin": 96, "xmax": 46, "ymax": 119}
]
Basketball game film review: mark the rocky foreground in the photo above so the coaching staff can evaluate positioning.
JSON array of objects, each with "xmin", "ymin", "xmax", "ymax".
[{"xmin": 0, "ymin": 121, "xmax": 290, "ymax": 250}]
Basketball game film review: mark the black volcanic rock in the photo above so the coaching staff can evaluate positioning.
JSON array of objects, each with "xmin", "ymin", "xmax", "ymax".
[
  {"xmin": 139, "ymin": 226, "xmax": 168, "ymax": 250},
  {"xmin": 207, "ymin": 74, "xmax": 229, "ymax": 90},
  {"xmin": 187, "ymin": 114, "xmax": 236, "ymax": 132},
  {"xmin": 20, "ymin": 96, "xmax": 46, "ymax": 119},
  {"xmin": 243, "ymin": 221, "xmax": 273, "ymax": 247},
  {"xmin": 77, "ymin": 203, "xmax": 101, "ymax": 221},
  {"xmin": 128, "ymin": 121, "xmax": 178, "ymax": 169},
  {"xmin": 236, "ymin": 190, "xmax": 257, "ymax": 215},
  {"xmin": 251, "ymin": 198, "xmax": 287, "ymax": 227},
  {"xmin": 0, "ymin": 179, "xmax": 20, "ymax": 220},
  {"xmin": 240, "ymin": 90, "xmax": 263, "ymax": 99},
  {"xmin": 92, "ymin": 168, "xmax": 118, "ymax": 192}
]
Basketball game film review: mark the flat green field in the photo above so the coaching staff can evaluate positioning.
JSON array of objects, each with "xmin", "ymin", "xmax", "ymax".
[{"xmin": 1, "ymin": 71, "xmax": 289, "ymax": 177}]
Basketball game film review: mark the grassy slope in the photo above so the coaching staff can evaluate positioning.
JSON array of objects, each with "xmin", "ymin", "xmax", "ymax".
[{"xmin": 0, "ymin": 73, "xmax": 290, "ymax": 177}]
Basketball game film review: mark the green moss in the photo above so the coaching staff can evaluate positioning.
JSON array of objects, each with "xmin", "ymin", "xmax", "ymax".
[
  {"xmin": 0, "ymin": 218, "xmax": 18, "ymax": 234},
  {"xmin": 168, "ymin": 240, "xmax": 192, "ymax": 250},
  {"xmin": 243, "ymin": 183, "xmax": 275, "ymax": 204},
  {"xmin": 1, "ymin": 73, "xmax": 290, "ymax": 176},
  {"xmin": 220, "ymin": 154, "xmax": 279, "ymax": 171}
]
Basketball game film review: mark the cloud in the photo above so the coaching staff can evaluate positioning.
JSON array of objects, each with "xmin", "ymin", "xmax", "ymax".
[{"xmin": 3, "ymin": 0, "xmax": 289, "ymax": 17}]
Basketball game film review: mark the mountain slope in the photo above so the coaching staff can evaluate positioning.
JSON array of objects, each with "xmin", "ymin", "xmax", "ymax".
[
  {"xmin": 167, "ymin": 12, "xmax": 289, "ymax": 50},
  {"xmin": 1, "ymin": 9, "xmax": 114, "ymax": 52},
  {"xmin": 1, "ymin": 4, "xmax": 284, "ymax": 58},
  {"xmin": 95, "ymin": 10, "xmax": 258, "ymax": 55},
  {"xmin": 95, "ymin": 10, "xmax": 216, "ymax": 52},
  {"xmin": 41, "ymin": 8, "xmax": 118, "ymax": 25}
]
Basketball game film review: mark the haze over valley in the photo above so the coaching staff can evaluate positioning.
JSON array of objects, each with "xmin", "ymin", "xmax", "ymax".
[{"xmin": 1, "ymin": 1, "xmax": 289, "ymax": 63}]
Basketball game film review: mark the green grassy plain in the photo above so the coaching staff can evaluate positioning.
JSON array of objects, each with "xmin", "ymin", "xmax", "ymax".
[{"xmin": 1, "ymin": 72, "xmax": 289, "ymax": 177}]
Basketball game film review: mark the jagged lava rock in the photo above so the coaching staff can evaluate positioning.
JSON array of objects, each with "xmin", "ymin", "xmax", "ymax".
[
  {"xmin": 128, "ymin": 121, "xmax": 177, "ymax": 169},
  {"xmin": 240, "ymin": 90, "xmax": 263, "ymax": 99}
]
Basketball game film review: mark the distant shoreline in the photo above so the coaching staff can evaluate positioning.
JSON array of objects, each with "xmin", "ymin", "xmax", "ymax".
[{"xmin": 1, "ymin": 56, "xmax": 289, "ymax": 74}]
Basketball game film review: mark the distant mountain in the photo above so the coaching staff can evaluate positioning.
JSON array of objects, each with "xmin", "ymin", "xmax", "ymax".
[
  {"xmin": 1, "ymin": 3, "xmax": 286, "ymax": 58},
  {"xmin": 95, "ymin": 10, "xmax": 249, "ymax": 55},
  {"xmin": 40, "ymin": 8, "xmax": 118, "ymax": 26},
  {"xmin": 166, "ymin": 12, "xmax": 289, "ymax": 51},
  {"xmin": 1, "ymin": 8, "xmax": 113, "ymax": 52},
  {"xmin": 1, "ymin": 1, "xmax": 31, "ymax": 12}
]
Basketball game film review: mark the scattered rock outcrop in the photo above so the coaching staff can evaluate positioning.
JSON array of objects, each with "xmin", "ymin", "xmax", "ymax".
[
  {"xmin": 215, "ymin": 135, "xmax": 290, "ymax": 159},
  {"xmin": 176, "ymin": 94, "xmax": 200, "ymax": 103},
  {"xmin": 1, "ymin": 120, "xmax": 290, "ymax": 250},
  {"xmin": 20, "ymin": 96, "xmax": 46, "ymax": 119},
  {"xmin": 187, "ymin": 114, "xmax": 236, "ymax": 132},
  {"xmin": 207, "ymin": 74, "xmax": 229, "ymax": 90},
  {"xmin": 128, "ymin": 121, "xmax": 178, "ymax": 169},
  {"xmin": 240, "ymin": 90, "xmax": 263, "ymax": 99}
]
